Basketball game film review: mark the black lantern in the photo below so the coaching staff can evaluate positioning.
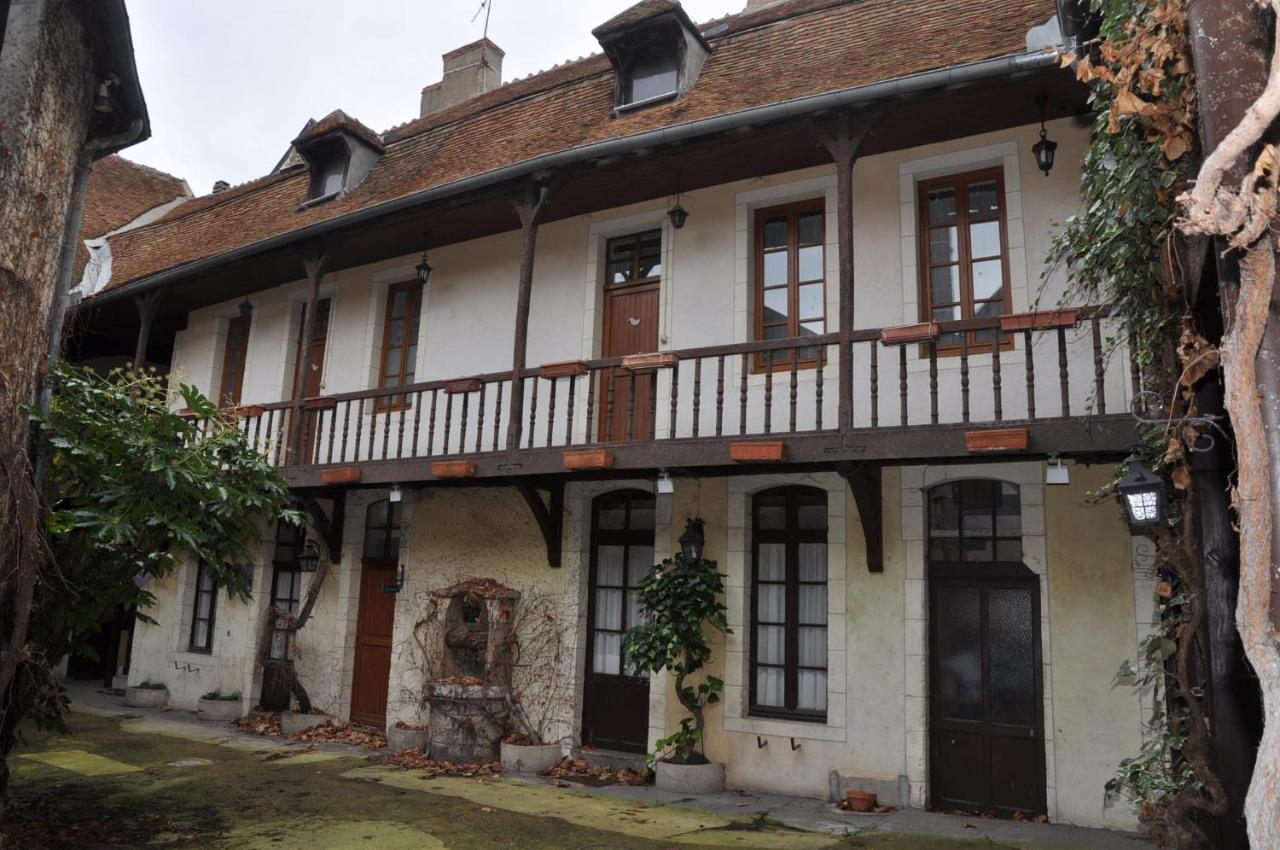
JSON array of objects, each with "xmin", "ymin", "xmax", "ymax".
[
  {"xmin": 679, "ymin": 518, "xmax": 705, "ymax": 562},
  {"xmin": 238, "ymin": 298, "xmax": 254, "ymax": 319},
  {"xmin": 297, "ymin": 538, "xmax": 322, "ymax": 572},
  {"xmin": 667, "ymin": 203, "xmax": 689, "ymax": 230},
  {"xmin": 1117, "ymin": 455, "xmax": 1166, "ymax": 528},
  {"xmin": 415, "ymin": 252, "xmax": 433, "ymax": 287},
  {"xmin": 1032, "ymin": 94, "xmax": 1058, "ymax": 177}
]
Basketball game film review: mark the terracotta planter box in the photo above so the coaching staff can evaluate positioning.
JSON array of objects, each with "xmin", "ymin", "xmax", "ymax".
[
  {"xmin": 999, "ymin": 308, "xmax": 1079, "ymax": 333},
  {"xmin": 964, "ymin": 427, "xmax": 1030, "ymax": 453},
  {"xmin": 444, "ymin": 378, "xmax": 483, "ymax": 394},
  {"xmin": 321, "ymin": 466, "xmax": 361, "ymax": 485},
  {"xmin": 539, "ymin": 360, "xmax": 589, "ymax": 379},
  {"xmin": 280, "ymin": 711, "xmax": 332, "ymax": 736},
  {"xmin": 197, "ymin": 697, "xmax": 242, "ymax": 722},
  {"xmin": 124, "ymin": 686, "xmax": 168, "ymax": 709},
  {"xmin": 302, "ymin": 396, "xmax": 337, "ymax": 410},
  {"xmin": 880, "ymin": 321, "xmax": 939, "ymax": 344},
  {"xmin": 621, "ymin": 352, "xmax": 679, "ymax": 371},
  {"xmin": 729, "ymin": 441, "xmax": 786, "ymax": 462},
  {"xmin": 564, "ymin": 449, "xmax": 614, "ymax": 470},
  {"xmin": 432, "ymin": 460, "xmax": 477, "ymax": 478},
  {"xmin": 500, "ymin": 742, "xmax": 563, "ymax": 774},
  {"xmin": 655, "ymin": 760, "xmax": 725, "ymax": 794},
  {"xmin": 386, "ymin": 725, "xmax": 430, "ymax": 753},
  {"xmin": 231, "ymin": 404, "xmax": 264, "ymax": 419}
]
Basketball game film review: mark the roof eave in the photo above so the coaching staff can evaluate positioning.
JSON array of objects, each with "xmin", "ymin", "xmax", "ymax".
[{"xmin": 83, "ymin": 46, "xmax": 1066, "ymax": 309}]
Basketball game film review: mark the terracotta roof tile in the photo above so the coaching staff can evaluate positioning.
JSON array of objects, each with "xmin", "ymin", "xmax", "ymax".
[
  {"xmin": 98, "ymin": 0, "xmax": 1057, "ymax": 295},
  {"xmin": 80, "ymin": 155, "xmax": 189, "ymax": 240}
]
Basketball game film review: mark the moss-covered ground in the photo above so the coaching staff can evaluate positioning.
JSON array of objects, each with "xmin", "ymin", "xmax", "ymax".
[{"xmin": 1, "ymin": 712, "xmax": 1058, "ymax": 849}]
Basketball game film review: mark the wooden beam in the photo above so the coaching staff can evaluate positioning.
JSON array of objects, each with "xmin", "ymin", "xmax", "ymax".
[
  {"xmin": 513, "ymin": 480, "xmax": 564, "ymax": 567},
  {"xmin": 300, "ymin": 492, "xmax": 345, "ymax": 563},
  {"xmin": 132, "ymin": 289, "xmax": 163, "ymax": 369},
  {"xmin": 506, "ymin": 179, "xmax": 556, "ymax": 451},
  {"xmin": 288, "ymin": 246, "xmax": 329, "ymax": 465},
  {"xmin": 837, "ymin": 462, "xmax": 883, "ymax": 573}
]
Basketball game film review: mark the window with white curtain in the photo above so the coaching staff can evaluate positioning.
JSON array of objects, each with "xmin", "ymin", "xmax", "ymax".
[{"xmin": 750, "ymin": 486, "xmax": 828, "ymax": 720}]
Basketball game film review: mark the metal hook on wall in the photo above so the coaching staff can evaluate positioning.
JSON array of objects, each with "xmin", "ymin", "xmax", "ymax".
[{"xmin": 1130, "ymin": 390, "xmax": 1231, "ymax": 453}]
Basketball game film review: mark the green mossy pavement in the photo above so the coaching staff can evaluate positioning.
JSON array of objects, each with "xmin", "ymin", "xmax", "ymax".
[{"xmin": 2, "ymin": 712, "xmax": 1050, "ymax": 849}]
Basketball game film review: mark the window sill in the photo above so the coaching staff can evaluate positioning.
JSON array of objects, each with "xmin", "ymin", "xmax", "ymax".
[
  {"xmin": 723, "ymin": 713, "xmax": 846, "ymax": 742},
  {"xmin": 297, "ymin": 190, "xmax": 342, "ymax": 211},
  {"xmin": 613, "ymin": 90, "xmax": 678, "ymax": 116}
]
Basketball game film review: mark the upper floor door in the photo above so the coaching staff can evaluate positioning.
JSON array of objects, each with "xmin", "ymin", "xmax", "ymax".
[
  {"xmin": 600, "ymin": 231, "xmax": 660, "ymax": 442},
  {"xmin": 292, "ymin": 298, "xmax": 330, "ymax": 462}
]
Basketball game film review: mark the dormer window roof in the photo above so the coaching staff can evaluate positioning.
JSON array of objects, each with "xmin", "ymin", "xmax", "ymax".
[
  {"xmin": 289, "ymin": 109, "xmax": 385, "ymax": 204},
  {"xmin": 592, "ymin": 0, "xmax": 711, "ymax": 112}
]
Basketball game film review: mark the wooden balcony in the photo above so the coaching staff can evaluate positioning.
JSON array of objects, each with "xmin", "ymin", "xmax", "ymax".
[{"xmin": 231, "ymin": 306, "xmax": 1136, "ymax": 489}]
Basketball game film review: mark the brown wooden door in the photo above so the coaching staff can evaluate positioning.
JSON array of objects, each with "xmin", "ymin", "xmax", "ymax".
[
  {"xmin": 291, "ymin": 298, "xmax": 330, "ymax": 462},
  {"xmin": 581, "ymin": 491, "xmax": 655, "ymax": 753},
  {"xmin": 349, "ymin": 559, "xmax": 397, "ymax": 727},
  {"xmin": 600, "ymin": 282, "xmax": 659, "ymax": 442},
  {"xmin": 929, "ymin": 573, "xmax": 1046, "ymax": 818}
]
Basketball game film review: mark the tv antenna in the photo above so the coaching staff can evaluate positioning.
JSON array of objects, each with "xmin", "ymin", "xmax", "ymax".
[{"xmin": 471, "ymin": 0, "xmax": 495, "ymax": 41}]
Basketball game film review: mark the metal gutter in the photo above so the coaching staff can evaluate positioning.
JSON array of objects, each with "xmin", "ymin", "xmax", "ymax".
[{"xmin": 86, "ymin": 47, "xmax": 1063, "ymax": 308}]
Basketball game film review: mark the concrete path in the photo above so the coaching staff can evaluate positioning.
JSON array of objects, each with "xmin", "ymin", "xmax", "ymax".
[{"xmin": 62, "ymin": 681, "xmax": 1152, "ymax": 850}]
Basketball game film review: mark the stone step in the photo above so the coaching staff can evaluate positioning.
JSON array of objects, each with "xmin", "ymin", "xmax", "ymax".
[{"xmin": 570, "ymin": 747, "xmax": 648, "ymax": 773}]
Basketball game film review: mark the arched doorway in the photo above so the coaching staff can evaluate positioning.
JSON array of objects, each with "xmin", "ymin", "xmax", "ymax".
[{"xmin": 926, "ymin": 480, "xmax": 1046, "ymax": 818}]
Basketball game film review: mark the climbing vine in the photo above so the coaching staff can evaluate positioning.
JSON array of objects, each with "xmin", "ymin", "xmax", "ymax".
[{"xmin": 1050, "ymin": 1, "xmax": 1226, "ymax": 846}]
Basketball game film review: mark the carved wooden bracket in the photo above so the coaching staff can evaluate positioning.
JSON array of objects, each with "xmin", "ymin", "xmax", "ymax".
[
  {"xmin": 512, "ymin": 480, "xmax": 564, "ymax": 568},
  {"xmin": 300, "ymin": 492, "xmax": 346, "ymax": 563},
  {"xmin": 837, "ymin": 462, "xmax": 883, "ymax": 573}
]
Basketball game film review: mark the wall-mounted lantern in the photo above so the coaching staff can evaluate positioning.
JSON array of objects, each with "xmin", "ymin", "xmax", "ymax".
[
  {"xmin": 297, "ymin": 538, "xmax": 322, "ymax": 572},
  {"xmin": 1032, "ymin": 94, "xmax": 1058, "ymax": 177},
  {"xmin": 1117, "ymin": 455, "xmax": 1166, "ymax": 529},
  {"xmin": 415, "ymin": 234, "xmax": 433, "ymax": 287},
  {"xmin": 679, "ymin": 517, "xmax": 705, "ymax": 562},
  {"xmin": 238, "ymin": 298, "xmax": 254, "ymax": 320},
  {"xmin": 667, "ymin": 192, "xmax": 689, "ymax": 230}
]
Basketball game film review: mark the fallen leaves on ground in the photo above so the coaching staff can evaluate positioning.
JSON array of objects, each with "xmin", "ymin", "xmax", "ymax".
[
  {"xmin": 376, "ymin": 747, "xmax": 505, "ymax": 778},
  {"xmin": 234, "ymin": 713, "xmax": 387, "ymax": 749},
  {"xmin": 235, "ymin": 714, "xmax": 282, "ymax": 736},
  {"xmin": 542, "ymin": 756, "xmax": 650, "ymax": 786}
]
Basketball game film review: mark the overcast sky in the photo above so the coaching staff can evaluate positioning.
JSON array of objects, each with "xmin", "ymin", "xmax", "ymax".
[{"xmin": 124, "ymin": 0, "xmax": 744, "ymax": 195}]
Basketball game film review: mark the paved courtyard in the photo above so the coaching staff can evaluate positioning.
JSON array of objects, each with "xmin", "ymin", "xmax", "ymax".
[{"xmin": 0, "ymin": 689, "xmax": 1152, "ymax": 849}]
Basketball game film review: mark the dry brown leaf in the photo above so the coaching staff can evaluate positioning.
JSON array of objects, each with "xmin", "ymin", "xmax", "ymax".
[{"xmin": 1171, "ymin": 465, "xmax": 1191, "ymax": 491}]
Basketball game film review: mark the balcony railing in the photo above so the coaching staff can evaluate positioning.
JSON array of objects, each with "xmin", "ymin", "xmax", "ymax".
[{"xmin": 228, "ymin": 306, "xmax": 1134, "ymax": 474}]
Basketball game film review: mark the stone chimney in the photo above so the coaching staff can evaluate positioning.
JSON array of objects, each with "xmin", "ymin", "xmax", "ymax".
[
  {"xmin": 420, "ymin": 38, "xmax": 504, "ymax": 118},
  {"xmin": 212, "ymin": 180, "xmax": 230, "ymax": 194}
]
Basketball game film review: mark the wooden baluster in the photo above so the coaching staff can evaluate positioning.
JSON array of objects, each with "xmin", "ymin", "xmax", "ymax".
[
  {"xmin": 396, "ymin": 402, "xmax": 407, "ymax": 459},
  {"xmin": 1128, "ymin": 330, "xmax": 1142, "ymax": 400},
  {"xmin": 648, "ymin": 370, "xmax": 658, "ymax": 440},
  {"xmin": 669, "ymin": 363, "xmax": 679, "ymax": 440},
  {"xmin": 605, "ymin": 369, "xmax": 617, "ymax": 443},
  {"xmin": 381, "ymin": 401, "xmax": 392, "ymax": 460},
  {"xmin": 492, "ymin": 384, "xmax": 503, "ymax": 451},
  {"xmin": 739, "ymin": 352, "xmax": 748, "ymax": 435},
  {"xmin": 353, "ymin": 399, "xmax": 364, "ymax": 463},
  {"xmin": 625, "ymin": 371, "xmax": 636, "ymax": 441},
  {"xmin": 1091, "ymin": 315, "xmax": 1106, "ymax": 415},
  {"xmin": 565, "ymin": 375, "xmax": 577, "ymax": 445},
  {"xmin": 692, "ymin": 359, "xmax": 702, "ymax": 438},
  {"xmin": 427, "ymin": 389, "xmax": 438, "ymax": 456},
  {"xmin": 898, "ymin": 345, "xmax": 908, "ymax": 426},
  {"xmin": 338, "ymin": 400, "xmax": 350, "ymax": 462},
  {"xmin": 265, "ymin": 409, "xmax": 277, "ymax": 464},
  {"xmin": 583, "ymin": 371, "xmax": 595, "ymax": 446},
  {"xmin": 1024, "ymin": 329, "xmax": 1036, "ymax": 420},
  {"xmin": 253, "ymin": 410, "xmax": 264, "ymax": 456},
  {"xmin": 764, "ymin": 361, "xmax": 773, "ymax": 435},
  {"xmin": 443, "ymin": 393, "xmax": 454, "ymax": 455},
  {"xmin": 870, "ymin": 341, "xmax": 879, "ymax": 428},
  {"xmin": 1057, "ymin": 326, "xmax": 1070, "ymax": 416},
  {"xmin": 928, "ymin": 343, "xmax": 939, "ymax": 425},
  {"xmin": 475, "ymin": 384, "xmax": 486, "ymax": 453},
  {"xmin": 545, "ymin": 377, "xmax": 556, "ymax": 448},
  {"xmin": 716, "ymin": 356, "xmax": 725, "ymax": 436},
  {"xmin": 325, "ymin": 404, "xmax": 336, "ymax": 463},
  {"xmin": 959, "ymin": 336, "xmax": 970, "ymax": 424},
  {"xmin": 789, "ymin": 349, "xmax": 798, "ymax": 432},
  {"xmin": 369, "ymin": 406, "xmax": 379, "ymax": 461},
  {"xmin": 412, "ymin": 392, "xmax": 423, "ymax": 457},
  {"xmin": 815, "ymin": 348, "xmax": 824, "ymax": 431},
  {"xmin": 528, "ymin": 376, "xmax": 539, "ymax": 449},
  {"xmin": 461, "ymin": 391, "xmax": 471, "ymax": 453},
  {"xmin": 992, "ymin": 327, "xmax": 1003, "ymax": 422}
]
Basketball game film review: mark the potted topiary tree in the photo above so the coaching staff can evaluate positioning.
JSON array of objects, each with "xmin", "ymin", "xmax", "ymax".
[{"xmin": 624, "ymin": 518, "xmax": 728, "ymax": 793}]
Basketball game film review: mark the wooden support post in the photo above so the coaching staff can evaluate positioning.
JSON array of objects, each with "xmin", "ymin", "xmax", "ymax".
[
  {"xmin": 836, "ymin": 461, "xmax": 883, "ymax": 572},
  {"xmin": 817, "ymin": 108, "xmax": 887, "ymax": 432},
  {"xmin": 506, "ymin": 181, "xmax": 555, "ymax": 451},
  {"xmin": 512, "ymin": 479, "xmax": 564, "ymax": 567},
  {"xmin": 132, "ymin": 289, "xmax": 163, "ymax": 369},
  {"xmin": 289, "ymin": 247, "xmax": 329, "ymax": 465}
]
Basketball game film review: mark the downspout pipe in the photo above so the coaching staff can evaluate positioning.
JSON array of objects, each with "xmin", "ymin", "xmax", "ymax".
[{"xmin": 86, "ymin": 48, "xmax": 1064, "ymax": 309}]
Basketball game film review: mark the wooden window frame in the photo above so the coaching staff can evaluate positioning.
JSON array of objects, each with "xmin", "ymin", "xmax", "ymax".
[
  {"xmin": 188, "ymin": 562, "xmax": 217, "ymax": 653},
  {"xmin": 363, "ymin": 499, "xmax": 402, "ymax": 562},
  {"xmin": 749, "ymin": 486, "xmax": 828, "ymax": 722},
  {"xmin": 917, "ymin": 167, "xmax": 1013, "ymax": 356},
  {"xmin": 585, "ymin": 490, "xmax": 657, "ymax": 677},
  {"xmin": 603, "ymin": 230, "xmax": 663, "ymax": 291},
  {"xmin": 375, "ymin": 281, "xmax": 423, "ymax": 412},
  {"xmin": 752, "ymin": 199, "xmax": 827, "ymax": 373},
  {"xmin": 217, "ymin": 313, "xmax": 251, "ymax": 408},
  {"xmin": 926, "ymin": 480, "xmax": 1023, "ymax": 566}
]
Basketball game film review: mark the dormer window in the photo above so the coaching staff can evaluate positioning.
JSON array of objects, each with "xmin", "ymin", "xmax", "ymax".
[
  {"xmin": 594, "ymin": 1, "xmax": 711, "ymax": 113},
  {"xmin": 289, "ymin": 109, "xmax": 385, "ymax": 207},
  {"xmin": 627, "ymin": 50, "xmax": 679, "ymax": 104}
]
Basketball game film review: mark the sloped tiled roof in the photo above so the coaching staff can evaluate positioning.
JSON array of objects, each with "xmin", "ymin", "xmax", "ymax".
[
  {"xmin": 292, "ymin": 109, "xmax": 386, "ymax": 153},
  {"xmin": 81, "ymin": 155, "xmax": 189, "ymax": 241},
  {"xmin": 97, "ymin": 0, "xmax": 1057, "ymax": 296}
]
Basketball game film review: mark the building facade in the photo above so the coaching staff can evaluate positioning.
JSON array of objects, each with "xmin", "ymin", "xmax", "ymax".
[{"xmin": 77, "ymin": 0, "xmax": 1149, "ymax": 832}]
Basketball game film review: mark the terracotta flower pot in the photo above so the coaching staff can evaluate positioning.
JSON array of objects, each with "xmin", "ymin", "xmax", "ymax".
[{"xmin": 845, "ymin": 790, "xmax": 877, "ymax": 813}]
